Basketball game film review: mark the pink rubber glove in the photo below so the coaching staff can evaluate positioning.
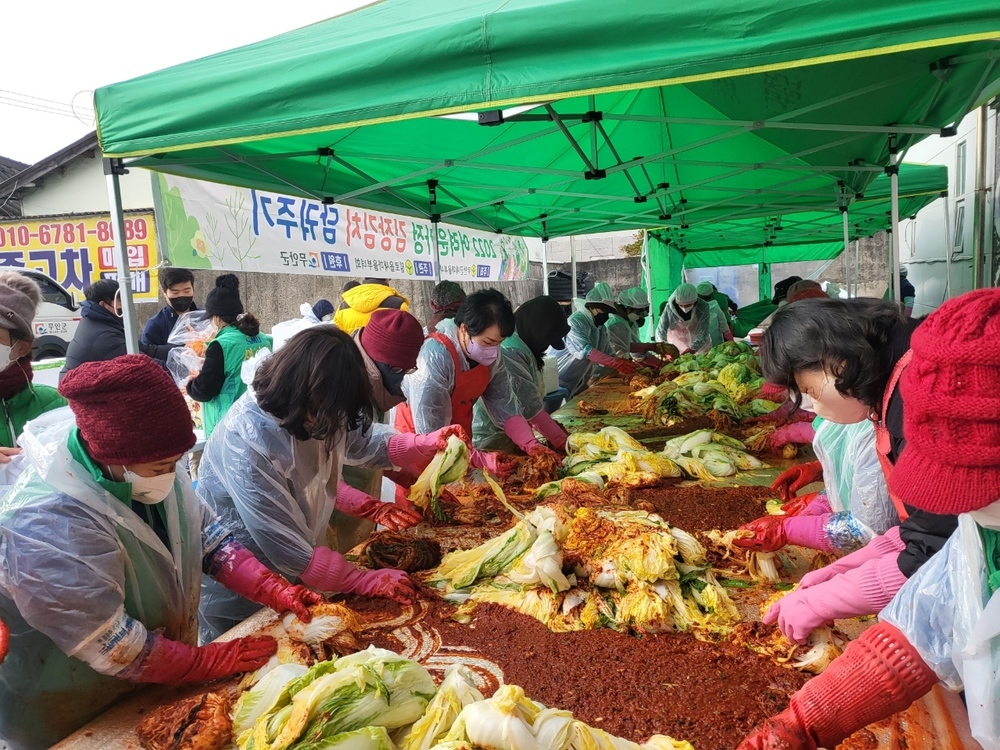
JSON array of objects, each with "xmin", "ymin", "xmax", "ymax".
[
  {"xmin": 798, "ymin": 526, "xmax": 905, "ymax": 590},
  {"xmin": 529, "ymin": 410, "xmax": 568, "ymax": 451},
  {"xmin": 723, "ymin": 329, "xmax": 734, "ymax": 341},
  {"xmin": 768, "ymin": 421, "xmax": 816, "ymax": 451},
  {"xmin": 469, "ymin": 447, "xmax": 517, "ymax": 477},
  {"xmin": 301, "ymin": 545, "xmax": 417, "ymax": 603},
  {"xmin": 336, "ymin": 481, "xmax": 423, "ymax": 531},
  {"xmin": 764, "ymin": 551, "xmax": 909, "ymax": 643},
  {"xmin": 209, "ymin": 541, "xmax": 322, "ymax": 621},
  {"xmin": 782, "ymin": 514, "xmax": 835, "ymax": 552},
  {"xmin": 387, "ymin": 425, "xmax": 470, "ymax": 473},
  {"xmin": 128, "ymin": 632, "xmax": 277, "ymax": 684},
  {"xmin": 799, "ymin": 492, "xmax": 832, "ymax": 517},
  {"xmin": 503, "ymin": 415, "xmax": 543, "ymax": 453},
  {"xmin": 587, "ymin": 348, "xmax": 638, "ymax": 375}
]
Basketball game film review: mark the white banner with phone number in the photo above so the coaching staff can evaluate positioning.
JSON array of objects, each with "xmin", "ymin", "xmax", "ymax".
[{"xmin": 153, "ymin": 173, "xmax": 538, "ymax": 282}]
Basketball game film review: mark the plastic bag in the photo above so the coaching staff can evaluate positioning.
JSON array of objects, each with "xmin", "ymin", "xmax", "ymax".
[
  {"xmin": 271, "ymin": 303, "xmax": 322, "ymax": 351},
  {"xmin": 165, "ymin": 311, "xmax": 217, "ymax": 386}
]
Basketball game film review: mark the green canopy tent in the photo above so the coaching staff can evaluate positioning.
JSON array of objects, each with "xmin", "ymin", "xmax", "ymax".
[
  {"xmin": 645, "ymin": 162, "xmax": 948, "ymax": 324},
  {"xmin": 92, "ymin": 0, "xmax": 1000, "ymax": 350}
]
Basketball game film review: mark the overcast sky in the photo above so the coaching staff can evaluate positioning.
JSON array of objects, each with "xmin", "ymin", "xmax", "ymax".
[{"xmin": 1, "ymin": 0, "xmax": 376, "ymax": 165}]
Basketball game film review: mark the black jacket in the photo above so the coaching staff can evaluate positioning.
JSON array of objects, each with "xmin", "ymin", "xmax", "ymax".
[
  {"xmin": 61, "ymin": 301, "xmax": 174, "ymax": 378},
  {"xmin": 884, "ymin": 319, "xmax": 959, "ymax": 577}
]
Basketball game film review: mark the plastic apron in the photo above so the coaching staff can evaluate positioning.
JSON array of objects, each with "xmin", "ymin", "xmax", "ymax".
[
  {"xmin": 870, "ymin": 350, "xmax": 912, "ymax": 522},
  {"xmin": 0, "ymin": 410, "xmax": 206, "ymax": 750},
  {"xmin": 472, "ymin": 335, "xmax": 543, "ymax": 451},
  {"xmin": 395, "ymin": 333, "xmax": 490, "ymax": 438}
]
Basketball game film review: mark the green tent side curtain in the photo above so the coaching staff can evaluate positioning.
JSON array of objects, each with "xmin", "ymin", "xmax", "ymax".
[{"xmin": 93, "ymin": 0, "xmax": 1000, "ymax": 239}]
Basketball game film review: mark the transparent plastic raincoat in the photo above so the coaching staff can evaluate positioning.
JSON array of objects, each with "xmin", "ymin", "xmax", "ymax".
[
  {"xmin": 472, "ymin": 333, "xmax": 545, "ymax": 450},
  {"xmin": 197, "ymin": 392, "xmax": 396, "ymax": 640},
  {"xmin": 881, "ymin": 502, "xmax": 1000, "ymax": 749},
  {"xmin": 605, "ymin": 314, "xmax": 638, "ymax": 359},
  {"xmin": 705, "ymin": 299, "xmax": 730, "ymax": 347},
  {"xmin": 552, "ymin": 310, "xmax": 610, "ymax": 398},
  {"xmin": 400, "ymin": 318, "xmax": 516, "ymax": 434},
  {"xmin": 656, "ymin": 295, "xmax": 712, "ymax": 354},
  {"xmin": 812, "ymin": 418, "xmax": 898, "ymax": 551},
  {"xmin": 0, "ymin": 408, "xmax": 226, "ymax": 750}
]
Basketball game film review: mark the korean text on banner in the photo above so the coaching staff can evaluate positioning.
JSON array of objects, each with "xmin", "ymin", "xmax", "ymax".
[
  {"xmin": 0, "ymin": 214, "xmax": 160, "ymax": 301},
  {"xmin": 153, "ymin": 173, "xmax": 536, "ymax": 282}
]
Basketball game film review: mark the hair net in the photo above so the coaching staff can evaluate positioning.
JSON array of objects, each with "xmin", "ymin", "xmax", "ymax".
[
  {"xmin": 473, "ymin": 334, "xmax": 545, "ymax": 449},
  {"xmin": 696, "ymin": 281, "xmax": 715, "ymax": 298},
  {"xmin": 672, "ymin": 282, "xmax": 698, "ymax": 306},
  {"xmin": 197, "ymin": 392, "xmax": 396, "ymax": 640},
  {"xmin": 899, "ymin": 266, "xmax": 909, "ymax": 278},
  {"xmin": 585, "ymin": 282, "xmax": 616, "ymax": 308},
  {"xmin": 617, "ymin": 287, "xmax": 649, "ymax": 309}
]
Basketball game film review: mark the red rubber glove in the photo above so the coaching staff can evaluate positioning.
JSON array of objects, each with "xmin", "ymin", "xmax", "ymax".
[
  {"xmin": 638, "ymin": 354, "xmax": 663, "ymax": 369},
  {"xmin": 798, "ymin": 526, "xmax": 906, "ymax": 590},
  {"xmin": 737, "ymin": 623, "xmax": 936, "ymax": 750},
  {"xmin": 771, "ymin": 461, "xmax": 824, "ymax": 502},
  {"xmin": 128, "ymin": 632, "xmax": 277, "ymax": 684},
  {"xmin": 768, "ymin": 421, "xmax": 815, "ymax": 451},
  {"xmin": 387, "ymin": 425, "xmax": 470, "ymax": 473},
  {"xmin": 301, "ymin": 546, "xmax": 417, "ymax": 603},
  {"xmin": 529, "ymin": 410, "xmax": 568, "ymax": 452},
  {"xmin": 0, "ymin": 618, "xmax": 8, "ymax": 665},
  {"xmin": 733, "ymin": 515, "xmax": 787, "ymax": 552},
  {"xmin": 587, "ymin": 348, "xmax": 638, "ymax": 375},
  {"xmin": 336, "ymin": 481, "xmax": 422, "ymax": 531},
  {"xmin": 209, "ymin": 541, "xmax": 322, "ymax": 622},
  {"xmin": 469, "ymin": 448, "xmax": 517, "ymax": 477}
]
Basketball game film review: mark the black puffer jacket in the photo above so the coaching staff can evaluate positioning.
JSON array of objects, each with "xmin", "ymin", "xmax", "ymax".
[{"xmin": 61, "ymin": 301, "xmax": 174, "ymax": 378}]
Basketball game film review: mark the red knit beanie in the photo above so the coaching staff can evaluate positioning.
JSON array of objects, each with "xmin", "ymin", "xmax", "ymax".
[
  {"xmin": 360, "ymin": 309, "xmax": 425, "ymax": 370},
  {"xmin": 890, "ymin": 288, "xmax": 1000, "ymax": 514},
  {"xmin": 59, "ymin": 354, "xmax": 196, "ymax": 465}
]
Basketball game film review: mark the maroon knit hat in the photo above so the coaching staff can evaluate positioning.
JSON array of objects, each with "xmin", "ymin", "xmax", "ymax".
[
  {"xmin": 890, "ymin": 288, "xmax": 1000, "ymax": 514},
  {"xmin": 59, "ymin": 354, "xmax": 196, "ymax": 465},
  {"xmin": 360, "ymin": 309, "xmax": 425, "ymax": 370}
]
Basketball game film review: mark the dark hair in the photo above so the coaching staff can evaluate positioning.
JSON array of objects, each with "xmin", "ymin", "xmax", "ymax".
[
  {"xmin": 362, "ymin": 278, "xmax": 388, "ymax": 285},
  {"xmin": 761, "ymin": 297, "xmax": 913, "ymax": 411},
  {"xmin": 431, "ymin": 281, "xmax": 466, "ymax": 308},
  {"xmin": 219, "ymin": 311, "xmax": 261, "ymax": 337},
  {"xmin": 455, "ymin": 289, "xmax": 515, "ymax": 338},
  {"xmin": 160, "ymin": 268, "xmax": 195, "ymax": 291},
  {"xmin": 253, "ymin": 326, "xmax": 373, "ymax": 449},
  {"xmin": 85, "ymin": 279, "xmax": 119, "ymax": 304}
]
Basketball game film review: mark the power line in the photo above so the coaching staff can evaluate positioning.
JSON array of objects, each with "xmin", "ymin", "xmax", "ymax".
[
  {"xmin": 0, "ymin": 97, "xmax": 80, "ymax": 119},
  {"xmin": 0, "ymin": 89, "xmax": 76, "ymax": 113}
]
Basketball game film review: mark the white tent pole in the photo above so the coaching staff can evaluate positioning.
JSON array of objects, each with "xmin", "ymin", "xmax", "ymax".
[
  {"xmin": 942, "ymin": 190, "xmax": 953, "ymax": 300},
  {"xmin": 854, "ymin": 239, "xmax": 860, "ymax": 297},
  {"xmin": 888, "ymin": 138, "xmax": 902, "ymax": 304},
  {"xmin": 841, "ymin": 207, "xmax": 850, "ymax": 296},
  {"xmin": 103, "ymin": 159, "xmax": 139, "ymax": 354},
  {"xmin": 570, "ymin": 235, "xmax": 578, "ymax": 299},
  {"xmin": 542, "ymin": 240, "xmax": 549, "ymax": 294},
  {"xmin": 642, "ymin": 230, "xmax": 652, "ymax": 338}
]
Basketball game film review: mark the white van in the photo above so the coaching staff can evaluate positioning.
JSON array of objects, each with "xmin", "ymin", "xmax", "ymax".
[{"xmin": 17, "ymin": 270, "xmax": 80, "ymax": 360}]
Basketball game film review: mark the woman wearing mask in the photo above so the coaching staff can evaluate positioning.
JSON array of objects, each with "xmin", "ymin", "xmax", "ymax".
[
  {"xmin": 555, "ymin": 283, "xmax": 638, "ymax": 398},
  {"xmin": 605, "ymin": 287, "xmax": 668, "ymax": 365},
  {"xmin": 397, "ymin": 290, "xmax": 521, "ymax": 477},
  {"xmin": 739, "ymin": 289, "xmax": 1000, "ymax": 750},
  {"xmin": 656, "ymin": 283, "xmax": 712, "ymax": 354},
  {"xmin": 743, "ymin": 297, "xmax": 957, "ymax": 647},
  {"xmin": 198, "ymin": 326, "xmax": 457, "ymax": 640},
  {"xmin": 473, "ymin": 295, "xmax": 572, "ymax": 454},
  {"xmin": 0, "ymin": 356, "xmax": 320, "ymax": 750},
  {"xmin": 187, "ymin": 274, "xmax": 272, "ymax": 438}
]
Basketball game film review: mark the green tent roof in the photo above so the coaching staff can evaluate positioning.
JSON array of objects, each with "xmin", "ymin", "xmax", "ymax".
[{"xmin": 94, "ymin": 0, "xmax": 1000, "ymax": 239}]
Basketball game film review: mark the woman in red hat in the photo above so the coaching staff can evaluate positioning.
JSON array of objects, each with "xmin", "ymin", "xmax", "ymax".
[
  {"xmin": 0, "ymin": 355, "xmax": 321, "ymax": 750},
  {"xmin": 739, "ymin": 297, "xmax": 957, "ymax": 646},
  {"xmin": 739, "ymin": 288, "xmax": 1000, "ymax": 750},
  {"xmin": 198, "ymin": 326, "xmax": 459, "ymax": 640}
]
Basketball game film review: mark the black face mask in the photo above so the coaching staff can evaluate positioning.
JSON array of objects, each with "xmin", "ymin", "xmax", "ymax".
[
  {"xmin": 673, "ymin": 302, "xmax": 694, "ymax": 321},
  {"xmin": 169, "ymin": 296, "xmax": 194, "ymax": 312},
  {"xmin": 592, "ymin": 312, "xmax": 611, "ymax": 327},
  {"xmin": 375, "ymin": 360, "xmax": 406, "ymax": 396},
  {"xmin": 636, "ymin": 317, "xmax": 647, "ymax": 327}
]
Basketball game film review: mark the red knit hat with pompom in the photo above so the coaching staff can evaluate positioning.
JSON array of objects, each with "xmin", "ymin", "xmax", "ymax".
[
  {"xmin": 890, "ymin": 288, "xmax": 1000, "ymax": 514},
  {"xmin": 360, "ymin": 309, "xmax": 425, "ymax": 370},
  {"xmin": 59, "ymin": 354, "xmax": 196, "ymax": 465}
]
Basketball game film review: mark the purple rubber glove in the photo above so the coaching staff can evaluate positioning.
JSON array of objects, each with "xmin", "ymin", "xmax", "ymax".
[
  {"xmin": 769, "ymin": 421, "xmax": 816, "ymax": 450},
  {"xmin": 503, "ymin": 415, "xmax": 543, "ymax": 454},
  {"xmin": 387, "ymin": 425, "xmax": 470, "ymax": 473},
  {"xmin": 468, "ymin": 447, "xmax": 517, "ymax": 477},
  {"xmin": 764, "ymin": 550, "xmax": 909, "ymax": 643},
  {"xmin": 301, "ymin": 546, "xmax": 417, "ymax": 603},
  {"xmin": 529, "ymin": 410, "xmax": 568, "ymax": 452},
  {"xmin": 798, "ymin": 526, "xmax": 905, "ymax": 590},
  {"xmin": 783, "ymin": 514, "xmax": 836, "ymax": 552}
]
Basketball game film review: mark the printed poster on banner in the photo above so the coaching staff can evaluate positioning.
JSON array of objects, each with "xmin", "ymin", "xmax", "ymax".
[
  {"xmin": 0, "ymin": 213, "xmax": 160, "ymax": 301},
  {"xmin": 152, "ymin": 173, "xmax": 537, "ymax": 282}
]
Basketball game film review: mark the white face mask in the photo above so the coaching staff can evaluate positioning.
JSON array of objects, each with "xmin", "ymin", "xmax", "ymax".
[
  {"xmin": 0, "ymin": 343, "xmax": 16, "ymax": 372},
  {"xmin": 123, "ymin": 467, "xmax": 176, "ymax": 504}
]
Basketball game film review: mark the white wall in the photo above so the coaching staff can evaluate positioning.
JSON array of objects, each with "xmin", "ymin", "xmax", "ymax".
[{"xmin": 20, "ymin": 158, "xmax": 154, "ymax": 217}]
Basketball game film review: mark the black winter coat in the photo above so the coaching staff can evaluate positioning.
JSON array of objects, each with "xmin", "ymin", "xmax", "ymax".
[{"xmin": 61, "ymin": 301, "xmax": 174, "ymax": 378}]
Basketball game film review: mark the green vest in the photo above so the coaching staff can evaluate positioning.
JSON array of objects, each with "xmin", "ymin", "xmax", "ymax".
[
  {"xmin": 0, "ymin": 384, "xmax": 66, "ymax": 448},
  {"xmin": 202, "ymin": 326, "xmax": 272, "ymax": 437}
]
